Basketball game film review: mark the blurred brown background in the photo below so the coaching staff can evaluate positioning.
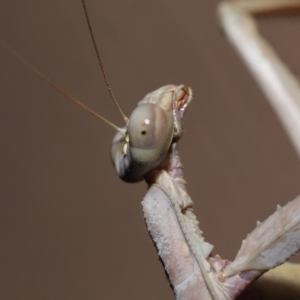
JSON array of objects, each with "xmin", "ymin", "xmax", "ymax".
[{"xmin": 0, "ymin": 1, "xmax": 299, "ymax": 299}]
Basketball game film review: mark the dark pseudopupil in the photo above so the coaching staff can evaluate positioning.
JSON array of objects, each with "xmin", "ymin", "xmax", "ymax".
[{"xmin": 141, "ymin": 131, "xmax": 146, "ymax": 135}]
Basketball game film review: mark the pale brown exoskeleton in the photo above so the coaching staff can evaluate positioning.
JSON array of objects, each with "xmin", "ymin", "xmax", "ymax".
[{"xmin": 1, "ymin": 0, "xmax": 300, "ymax": 299}]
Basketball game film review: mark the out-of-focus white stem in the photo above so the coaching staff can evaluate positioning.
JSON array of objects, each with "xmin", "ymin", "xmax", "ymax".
[{"xmin": 218, "ymin": 2, "xmax": 300, "ymax": 160}]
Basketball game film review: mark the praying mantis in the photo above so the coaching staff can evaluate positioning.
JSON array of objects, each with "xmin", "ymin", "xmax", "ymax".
[{"xmin": 0, "ymin": 0, "xmax": 300, "ymax": 299}]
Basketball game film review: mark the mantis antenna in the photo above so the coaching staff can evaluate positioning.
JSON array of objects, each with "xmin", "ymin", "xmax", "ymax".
[
  {"xmin": 81, "ymin": 0, "xmax": 129, "ymax": 125},
  {"xmin": 0, "ymin": 0, "xmax": 129, "ymax": 133}
]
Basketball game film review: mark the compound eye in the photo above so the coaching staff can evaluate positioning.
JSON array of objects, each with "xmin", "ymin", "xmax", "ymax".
[{"xmin": 128, "ymin": 103, "xmax": 170, "ymax": 149}]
